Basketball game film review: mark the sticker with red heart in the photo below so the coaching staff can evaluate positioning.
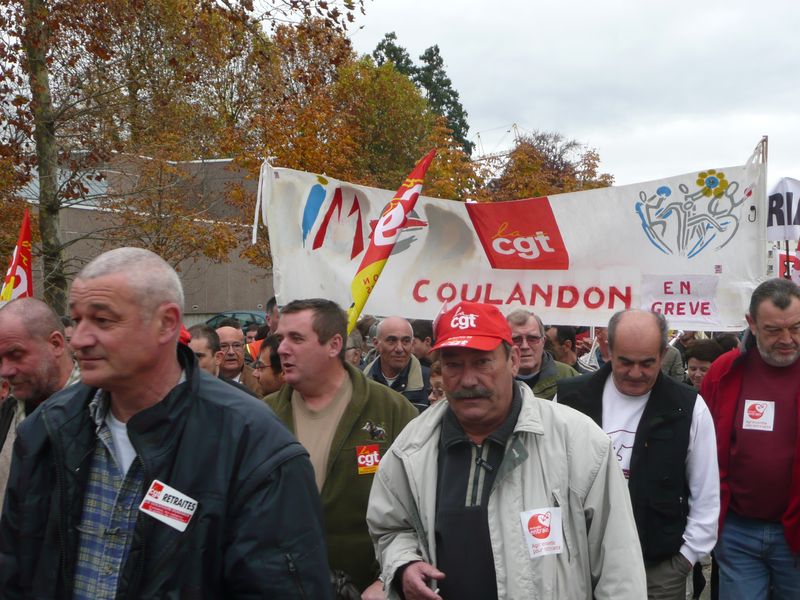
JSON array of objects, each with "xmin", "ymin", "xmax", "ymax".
[
  {"xmin": 747, "ymin": 402, "xmax": 766, "ymax": 420},
  {"xmin": 528, "ymin": 511, "xmax": 552, "ymax": 539}
]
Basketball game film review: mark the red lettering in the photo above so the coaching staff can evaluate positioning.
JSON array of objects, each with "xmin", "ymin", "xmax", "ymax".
[
  {"xmin": 483, "ymin": 283, "xmax": 503, "ymax": 305},
  {"xmin": 664, "ymin": 281, "xmax": 673, "ymax": 294},
  {"xmin": 584, "ymin": 287, "xmax": 605, "ymax": 309},
  {"xmin": 680, "ymin": 281, "xmax": 691, "ymax": 294},
  {"xmin": 556, "ymin": 286, "xmax": 579, "ymax": 308},
  {"xmin": 651, "ymin": 301, "xmax": 663, "ymax": 313},
  {"xmin": 676, "ymin": 302, "xmax": 685, "ymax": 315},
  {"xmin": 460, "ymin": 284, "xmax": 482, "ymax": 302},
  {"xmin": 438, "ymin": 283, "xmax": 456, "ymax": 303},
  {"xmin": 609, "ymin": 286, "xmax": 632, "ymax": 309},
  {"xmin": 701, "ymin": 301, "xmax": 711, "ymax": 315},
  {"xmin": 413, "ymin": 280, "xmax": 429, "ymax": 303},
  {"xmin": 507, "ymin": 283, "xmax": 526, "ymax": 305},
  {"xmin": 531, "ymin": 284, "xmax": 552, "ymax": 306}
]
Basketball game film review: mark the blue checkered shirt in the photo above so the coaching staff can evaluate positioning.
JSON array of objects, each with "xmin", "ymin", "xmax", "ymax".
[{"xmin": 72, "ymin": 390, "xmax": 145, "ymax": 600}]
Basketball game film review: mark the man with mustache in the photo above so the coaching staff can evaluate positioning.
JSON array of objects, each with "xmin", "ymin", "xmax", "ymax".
[
  {"xmin": 367, "ymin": 301, "xmax": 646, "ymax": 599},
  {"xmin": 558, "ymin": 309, "xmax": 719, "ymax": 600},
  {"xmin": 701, "ymin": 278, "xmax": 800, "ymax": 599}
]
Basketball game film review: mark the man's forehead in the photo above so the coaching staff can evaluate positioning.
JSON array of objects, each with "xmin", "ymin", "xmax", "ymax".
[
  {"xmin": 440, "ymin": 346, "xmax": 497, "ymax": 360},
  {"xmin": 188, "ymin": 337, "xmax": 211, "ymax": 353},
  {"xmin": 755, "ymin": 297, "xmax": 800, "ymax": 322},
  {"xmin": 378, "ymin": 318, "xmax": 412, "ymax": 339},
  {"xmin": 510, "ymin": 317, "xmax": 539, "ymax": 334},
  {"xmin": 278, "ymin": 310, "xmax": 315, "ymax": 333},
  {"xmin": 217, "ymin": 326, "xmax": 244, "ymax": 342}
]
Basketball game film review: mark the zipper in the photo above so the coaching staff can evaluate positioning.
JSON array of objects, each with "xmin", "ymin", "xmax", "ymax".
[
  {"xmin": 286, "ymin": 553, "xmax": 308, "ymax": 599},
  {"xmin": 43, "ymin": 409, "xmax": 74, "ymax": 597}
]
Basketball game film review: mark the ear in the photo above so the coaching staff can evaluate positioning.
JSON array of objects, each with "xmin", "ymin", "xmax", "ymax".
[
  {"xmin": 509, "ymin": 344, "xmax": 521, "ymax": 376},
  {"xmin": 48, "ymin": 331, "xmax": 67, "ymax": 358},
  {"xmin": 155, "ymin": 303, "xmax": 182, "ymax": 344},
  {"xmin": 745, "ymin": 313, "xmax": 757, "ymax": 336},
  {"xmin": 328, "ymin": 333, "xmax": 344, "ymax": 358},
  {"xmin": 214, "ymin": 351, "xmax": 224, "ymax": 367},
  {"xmin": 564, "ymin": 339, "xmax": 573, "ymax": 351}
]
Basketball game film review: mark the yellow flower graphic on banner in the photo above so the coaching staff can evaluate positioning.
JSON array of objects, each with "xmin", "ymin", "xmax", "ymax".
[{"xmin": 696, "ymin": 169, "xmax": 729, "ymax": 198}]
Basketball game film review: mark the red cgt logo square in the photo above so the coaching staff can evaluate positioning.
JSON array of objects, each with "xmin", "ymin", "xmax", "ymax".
[{"xmin": 466, "ymin": 197, "xmax": 569, "ymax": 270}]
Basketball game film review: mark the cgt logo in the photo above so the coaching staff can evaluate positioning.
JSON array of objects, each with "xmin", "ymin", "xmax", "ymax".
[
  {"xmin": 357, "ymin": 445, "xmax": 381, "ymax": 475},
  {"xmin": 466, "ymin": 197, "xmax": 569, "ymax": 270},
  {"xmin": 450, "ymin": 307, "xmax": 477, "ymax": 330}
]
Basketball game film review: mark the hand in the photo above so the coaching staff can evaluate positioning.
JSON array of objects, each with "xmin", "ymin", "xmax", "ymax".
[
  {"xmin": 361, "ymin": 579, "xmax": 385, "ymax": 600},
  {"xmin": 576, "ymin": 337, "xmax": 594, "ymax": 357},
  {"xmin": 401, "ymin": 561, "xmax": 445, "ymax": 600}
]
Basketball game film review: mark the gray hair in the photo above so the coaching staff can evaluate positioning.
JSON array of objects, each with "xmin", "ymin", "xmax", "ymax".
[
  {"xmin": 0, "ymin": 297, "xmax": 64, "ymax": 340},
  {"xmin": 76, "ymin": 247, "xmax": 184, "ymax": 318},
  {"xmin": 607, "ymin": 309, "xmax": 668, "ymax": 353},
  {"xmin": 749, "ymin": 278, "xmax": 800, "ymax": 322},
  {"xmin": 506, "ymin": 309, "xmax": 544, "ymax": 336}
]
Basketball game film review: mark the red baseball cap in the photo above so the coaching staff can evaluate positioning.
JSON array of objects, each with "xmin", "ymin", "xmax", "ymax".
[{"xmin": 432, "ymin": 302, "xmax": 513, "ymax": 351}]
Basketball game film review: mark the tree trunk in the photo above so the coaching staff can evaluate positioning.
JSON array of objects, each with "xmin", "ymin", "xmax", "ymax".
[{"xmin": 22, "ymin": 0, "xmax": 67, "ymax": 314}]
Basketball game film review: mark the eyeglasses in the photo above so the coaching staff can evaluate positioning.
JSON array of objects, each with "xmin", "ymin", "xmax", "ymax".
[
  {"xmin": 220, "ymin": 342, "xmax": 244, "ymax": 352},
  {"xmin": 511, "ymin": 334, "xmax": 543, "ymax": 346},
  {"xmin": 253, "ymin": 361, "xmax": 267, "ymax": 370}
]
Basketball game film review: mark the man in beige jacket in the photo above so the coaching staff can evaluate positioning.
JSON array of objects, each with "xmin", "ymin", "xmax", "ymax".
[{"xmin": 367, "ymin": 301, "xmax": 646, "ymax": 599}]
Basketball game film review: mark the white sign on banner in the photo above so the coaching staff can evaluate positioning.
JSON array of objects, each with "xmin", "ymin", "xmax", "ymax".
[
  {"xmin": 640, "ymin": 274, "xmax": 720, "ymax": 325},
  {"xmin": 259, "ymin": 146, "xmax": 767, "ymax": 331},
  {"xmin": 767, "ymin": 177, "xmax": 800, "ymax": 242}
]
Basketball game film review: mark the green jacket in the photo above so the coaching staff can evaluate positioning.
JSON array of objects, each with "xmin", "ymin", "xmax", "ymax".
[
  {"xmin": 517, "ymin": 351, "xmax": 579, "ymax": 400},
  {"xmin": 266, "ymin": 362, "xmax": 417, "ymax": 591}
]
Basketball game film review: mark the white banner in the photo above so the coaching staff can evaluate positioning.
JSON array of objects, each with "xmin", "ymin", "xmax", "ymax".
[
  {"xmin": 767, "ymin": 177, "xmax": 800, "ymax": 241},
  {"xmin": 260, "ymin": 150, "xmax": 767, "ymax": 330}
]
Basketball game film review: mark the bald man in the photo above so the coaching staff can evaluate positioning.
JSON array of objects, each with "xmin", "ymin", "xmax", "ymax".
[
  {"xmin": 364, "ymin": 316, "xmax": 430, "ymax": 410},
  {"xmin": 558, "ymin": 310, "xmax": 719, "ymax": 600},
  {"xmin": 0, "ymin": 297, "xmax": 79, "ymax": 506}
]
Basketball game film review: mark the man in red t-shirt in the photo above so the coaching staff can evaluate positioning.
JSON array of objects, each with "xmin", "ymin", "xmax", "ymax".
[{"xmin": 701, "ymin": 278, "xmax": 800, "ymax": 600}]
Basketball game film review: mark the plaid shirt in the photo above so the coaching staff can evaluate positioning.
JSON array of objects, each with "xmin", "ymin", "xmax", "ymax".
[{"xmin": 72, "ymin": 390, "xmax": 145, "ymax": 600}]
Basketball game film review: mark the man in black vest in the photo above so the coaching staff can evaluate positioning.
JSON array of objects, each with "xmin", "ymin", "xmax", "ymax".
[{"xmin": 558, "ymin": 309, "xmax": 719, "ymax": 600}]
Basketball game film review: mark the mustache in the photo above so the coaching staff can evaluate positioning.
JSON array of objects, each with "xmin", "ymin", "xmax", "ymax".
[{"xmin": 449, "ymin": 387, "xmax": 492, "ymax": 400}]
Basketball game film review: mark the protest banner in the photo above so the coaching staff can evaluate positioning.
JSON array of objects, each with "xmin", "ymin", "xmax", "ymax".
[{"xmin": 258, "ymin": 144, "xmax": 767, "ymax": 330}]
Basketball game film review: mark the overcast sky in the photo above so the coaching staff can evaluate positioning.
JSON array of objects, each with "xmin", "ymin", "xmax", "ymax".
[{"xmin": 348, "ymin": 0, "xmax": 798, "ymax": 188}]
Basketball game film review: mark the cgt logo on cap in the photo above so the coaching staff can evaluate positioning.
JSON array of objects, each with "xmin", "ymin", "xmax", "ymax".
[
  {"xmin": 450, "ymin": 307, "xmax": 477, "ymax": 330},
  {"xmin": 433, "ymin": 301, "xmax": 513, "ymax": 352}
]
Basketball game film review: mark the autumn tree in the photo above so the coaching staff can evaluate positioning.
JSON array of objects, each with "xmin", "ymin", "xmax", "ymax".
[
  {"xmin": 0, "ymin": 0, "xmax": 363, "ymax": 313},
  {"xmin": 372, "ymin": 33, "xmax": 473, "ymax": 156},
  {"xmin": 490, "ymin": 131, "xmax": 613, "ymax": 201}
]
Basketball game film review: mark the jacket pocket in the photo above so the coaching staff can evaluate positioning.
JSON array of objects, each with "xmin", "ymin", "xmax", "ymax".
[{"xmin": 551, "ymin": 488, "xmax": 572, "ymax": 563}]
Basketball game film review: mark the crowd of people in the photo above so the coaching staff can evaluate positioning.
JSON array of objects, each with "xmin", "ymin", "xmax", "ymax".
[{"xmin": 0, "ymin": 246, "xmax": 797, "ymax": 600}]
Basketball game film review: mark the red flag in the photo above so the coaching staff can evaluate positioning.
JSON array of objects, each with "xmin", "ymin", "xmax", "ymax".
[
  {"xmin": 1, "ymin": 208, "xmax": 33, "ymax": 303},
  {"xmin": 346, "ymin": 150, "xmax": 437, "ymax": 332}
]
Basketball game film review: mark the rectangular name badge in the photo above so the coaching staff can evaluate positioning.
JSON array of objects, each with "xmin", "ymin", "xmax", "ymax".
[
  {"xmin": 520, "ymin": 507, "xmax": 563, "ymax": 558},
  {"xmin": 139, "ymin": 479, "xmax": 198, "ymax": 532},
  {"xmin": 743, "ymin": 399, "xmax": 775, "ymax": 431}
]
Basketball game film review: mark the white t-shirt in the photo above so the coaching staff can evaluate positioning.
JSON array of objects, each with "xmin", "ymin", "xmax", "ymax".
[
  {"xmin": 601, "ymin": 377, "xmax": 650, "ymax": 478},
  {"xmin": 106, "ymin": 410, "xmax": 137, "ymax": 475},
  {"xmin": 601, "ymin": 376, "xmax": 719, "ymax": 564}
]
